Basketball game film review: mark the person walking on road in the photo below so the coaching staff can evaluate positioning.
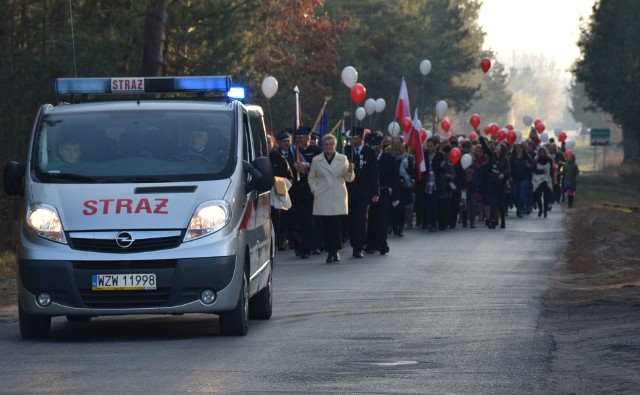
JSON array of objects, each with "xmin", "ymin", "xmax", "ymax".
[{"xmin": 308, "ymin": 134, "xmax": 355, "ymax": 263}]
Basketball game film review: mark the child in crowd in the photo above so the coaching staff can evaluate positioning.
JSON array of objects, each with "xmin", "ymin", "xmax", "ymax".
[{"xmin": 562, "ymin": 152, "xmax": 580, "ymax": 208}]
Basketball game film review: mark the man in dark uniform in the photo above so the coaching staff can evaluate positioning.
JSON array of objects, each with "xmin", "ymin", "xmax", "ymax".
[
  {"xmin": 344, "ymin": 127, "xmax": 379, "ymax": 258},
  {"xmin": 270, "ymin": 131, "xmax": 294, "ymax": 251},
  {"xmin": 365, "ymin": 134, "xmax": 399, "ymax": 255},
  {"xmin": 288, "ymin": 126, "xmax": 322, "ymax": 259}
]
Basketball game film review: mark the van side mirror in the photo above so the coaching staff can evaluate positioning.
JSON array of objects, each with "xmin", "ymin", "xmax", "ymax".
[
  {"xmin": 243, "ymin": 157, "xmax": 274, "ymax": 194},
  {"xmin": 3, "ymin": 161, "xmax": 25, "ymax": 196}
]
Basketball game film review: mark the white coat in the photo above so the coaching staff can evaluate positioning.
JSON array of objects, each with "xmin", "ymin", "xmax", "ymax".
[{"xmin": 308, "ymin": 152, "xmax": 355, "ymax": 216}]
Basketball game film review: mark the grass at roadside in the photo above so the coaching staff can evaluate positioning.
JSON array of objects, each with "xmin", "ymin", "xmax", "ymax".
[{"xmin": 0, "ymin": 251, "xmax": 16, "ymax": 281}]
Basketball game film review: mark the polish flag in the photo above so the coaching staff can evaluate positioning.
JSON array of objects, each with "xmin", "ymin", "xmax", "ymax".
[
  {"xmin": 395, "ymin": 77, "xmax": 411, "ymax": 122},
  {"xmin": 408, "ymin": 110, "xmax": 425, "ymax": 180}
]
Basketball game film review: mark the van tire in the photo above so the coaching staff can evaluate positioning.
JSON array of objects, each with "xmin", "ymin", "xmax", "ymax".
[
  {"xmin": 249, "ymin": 264, "xmax": 272, "ymax": 320},
  {"xmin": 19, "ymin": 303, "xmax": 51, "ymax": 339},
  {"xmin": 219, "ymin": 269, "xmax": 249, "ymax": 336}
]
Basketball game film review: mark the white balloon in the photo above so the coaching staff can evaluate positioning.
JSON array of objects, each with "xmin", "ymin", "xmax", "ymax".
[
  {"xmin": 355, "ymin": 106, "xmax": 366, "ymax": 121},
  {"xmin": 412, "ymin": 118, "xmax": 422, "ymax": 131},
  {"xmin": 341, "ymin": 66, "xmax": 358, "ymax": 88},
  {"xmin": 364, "ymin": 98, "xmax": 376, "ymax": 115},
  {"xmin": 461, "ymin": 153, "xmax": 472, "ymax": 170},
  {"xmin": 435, "ymin": 100, "xmax": 448, "ymax": 119},
  {"xmin": 515, "ymin": 130, "xmax": 523, "ymax": 143},
  {"xmin": 554, "ymin": 127, "xmax": 562, "ymax": 137},
  {"xmin": 388, "ymin": 121, "xmax": 400, "ymax": 137},
  {"xmin": 565, "ymin": 138, "xmax": 576, "ymax": 150},
  {"xmin": 523, "ymin": 115, "xmax": 533, "ymax": 127},
  {"xmin": 419, "ymin": 59, "xmax": 432, "ymax": 76},
  {"xmin": 539, "ymin": 132, "xmax": 549, "ymax": 143},
  {"xmin": 375, "ymin": 98, "xmax": 386, "ymax": 113},
  {"xmin": 261, "ymin": 76, "xmax": 278, "ymax": 99},
  {"xmin": 426, "ymin": 130, "xmax": 433, "ymax": 139}
]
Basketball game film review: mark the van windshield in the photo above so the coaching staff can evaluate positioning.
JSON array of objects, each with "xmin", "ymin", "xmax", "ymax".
[{"xmin": 33, "ymin": 109, "xmax": 235, "ymax": 183}]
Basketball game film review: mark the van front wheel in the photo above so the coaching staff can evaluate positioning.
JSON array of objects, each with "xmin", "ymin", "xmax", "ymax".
[
  {"xmin": 219, "ymin": 270, "xmax": 249, "ymax": 336},
  {"xmin": 19, "ymin": 303, "xmax": 51, "ymax": 339}
]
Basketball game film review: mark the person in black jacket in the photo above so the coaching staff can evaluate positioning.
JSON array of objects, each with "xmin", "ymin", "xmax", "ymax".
[
  {"xmin": 480, "ymin": 136, "xmax": 511, "ymax": 229},
  {"xmin": 365, "ymin": 134, "xmax": 399, "ymax": 255},
  {"xmin": 270, "ymin": 131, "xmax": 294, "ymax": 250},
  {"xmin": 344, "ymin": 127, "xmax": 379, "ymax": 258},
  {"xmin": 289, "ymin": 126, "xmax": 322, "ymax": 258},
  {"xmin": 509, "ymin": 142, "xmax": 533, "ymax": 218},
  {"xmin": 420, "ymin": 137, "xmax": 445, "ymax": 232}
]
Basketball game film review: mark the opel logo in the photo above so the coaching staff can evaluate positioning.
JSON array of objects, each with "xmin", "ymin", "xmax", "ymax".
[{"xmin": 115, "ymin": 231, "xmax": 135, "ymax": 248}]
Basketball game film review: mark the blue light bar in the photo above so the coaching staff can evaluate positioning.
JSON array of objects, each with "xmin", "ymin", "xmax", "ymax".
[
  {"xmin": 55, "ymin": 76, "xmax": 232, "ymax": 95},
  {"xmin": 228, "ymin": 86, "xmax": 246, "ymax": 100},
  {"xmin": 56, "ymin": 78, "xmax": 111, "ymax": 94}
]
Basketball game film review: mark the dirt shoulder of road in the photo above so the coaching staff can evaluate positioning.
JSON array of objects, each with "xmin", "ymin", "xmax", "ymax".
[{"xmin": 538, "ymin": 172, "xmax": 640, "ymax": 394}]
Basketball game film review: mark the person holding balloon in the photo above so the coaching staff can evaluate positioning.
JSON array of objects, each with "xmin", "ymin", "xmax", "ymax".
[
  {"xmin": 420, "ymin": 137, "xmax": 445, "ymax": 232},
  {"xmin": 389, "ymin": 137, "xmax": 415, "ymax": 236}
]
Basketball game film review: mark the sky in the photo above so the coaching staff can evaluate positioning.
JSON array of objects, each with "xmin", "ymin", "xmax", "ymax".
[{"xmin": 479, "ymin": 0, "xmax": 596, "ymax": 73}]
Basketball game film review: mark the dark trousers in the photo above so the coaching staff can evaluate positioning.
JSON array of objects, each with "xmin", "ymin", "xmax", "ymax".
[
  {"xmin": 534, "ymin": 183, "xmax": 552, "ymax": 214},
  {"xmin": 487, "ymin": 182, "xmax": 507, "ymax": 225},
  {"xmin": 438, "ymin": 197, "xmax": 450, "ymax": 230},
  {"xmin": 291, "ymin": 198, "xmax": 314, "ymax": 253},
  {"xmin": 449, "ymin": 189, "xmax": 461, "ymax": 229},
  {"xmin": 422, "ymin": 192, "xmax": 438, "ymax": 229},
  {"xmin": 512, "ymin": 178, "xmax": 530, "ymax": 215},
  {"xmin": 348, "ymin": 197, "xmax": 370, "ymax": 252},
  {"xmin": 320, "ymin": 216, "xmax": 343, "ymax": 254},
  {"xmin": 271, "ymin": 207, "xmax": 287, "ymax": 248},
  {"xmin": 366, "ymin": 190, "xmax": 390, "ymax": 250}
]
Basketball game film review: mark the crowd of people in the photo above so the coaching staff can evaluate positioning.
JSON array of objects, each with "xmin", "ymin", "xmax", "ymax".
[{"xmin": 267, "ymin": 125, "xmax": 580, "ymax": 263}]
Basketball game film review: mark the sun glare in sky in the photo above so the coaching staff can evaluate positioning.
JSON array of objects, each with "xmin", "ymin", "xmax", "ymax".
[{"xmin": 479, "ymin": 0, "xmax": 595, "ymax": 72}]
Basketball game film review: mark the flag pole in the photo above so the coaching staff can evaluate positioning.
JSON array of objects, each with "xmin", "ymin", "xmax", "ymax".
[{"xmin": 294, "ymin": 86, "xmax": 301, "ymax": 181}]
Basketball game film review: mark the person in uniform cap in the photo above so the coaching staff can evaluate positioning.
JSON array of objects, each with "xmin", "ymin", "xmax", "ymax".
[
  {"xmin": 270, "ymin": 129, "xmax": 295, "ymax": 251},
  {"xmin": 289, "ymin": 126, "xmax": 322, "ymax": 258},
  {"xmin": 310, "ymin": 132, "xmax": 319, "ymax": 146},
  {"xmin": 344, "ymin": 126, "xmax": 379, "ymax": 258},
  {"xmin": 365, "ymin": 134, "xmax": 399, "ymax": 255}
]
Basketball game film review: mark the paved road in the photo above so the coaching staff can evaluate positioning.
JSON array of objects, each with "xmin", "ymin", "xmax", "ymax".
[{"xmin": 0, "ymin": 209, "xmax": 565, "ymax": 394}]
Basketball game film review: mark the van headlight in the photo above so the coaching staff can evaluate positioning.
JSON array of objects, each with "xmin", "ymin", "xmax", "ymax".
[
  {"xmin": 27, "ymin": 204, "xmax": 67, "ymax": 244},
  {"xmin": 185, "ymin": 201, "xmax": 231, "ymax": 242}
]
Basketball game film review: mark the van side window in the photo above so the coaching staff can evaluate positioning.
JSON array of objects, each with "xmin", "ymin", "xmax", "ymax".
[{"xmin": 243, "ymin": 113, "xmax": 252, "ymax": 162}]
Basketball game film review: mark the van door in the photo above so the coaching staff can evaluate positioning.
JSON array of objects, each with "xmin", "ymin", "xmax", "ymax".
[{"xmin": 242, "ymin": 110, "xmax": 270, "ymax": 293}]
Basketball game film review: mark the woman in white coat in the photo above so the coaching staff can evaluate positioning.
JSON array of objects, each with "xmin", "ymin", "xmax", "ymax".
[
  {"xmin": 309, "ymin": 134, "xmax": 355, "ymax": 263},
  {"xmin": 531, "ymin": 146, "xmax": 553, "ymax": 218}
]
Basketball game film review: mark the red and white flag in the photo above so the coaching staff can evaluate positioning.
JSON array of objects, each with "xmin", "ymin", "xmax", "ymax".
[
  {"xmin": 395, "ymin": 77, "xmax": 411, "ymax": 122},
  {"xmin": 408, "ymin": 110, "xmax": 425, "ymax": 180}
]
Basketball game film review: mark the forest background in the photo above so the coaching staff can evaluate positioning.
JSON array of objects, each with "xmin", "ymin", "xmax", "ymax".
[{"xmin": 0, "ymin": 0, "xmax": 623, "ymax": 252}]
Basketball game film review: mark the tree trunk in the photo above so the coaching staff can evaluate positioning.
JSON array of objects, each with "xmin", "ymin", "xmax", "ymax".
[
  {"xmin": 140, "ymin": 0, "xmax": 167, "ymax": 77},
  {"xmin": 621, "ymin": 123, "xmax": 640, "ymax": 165}
]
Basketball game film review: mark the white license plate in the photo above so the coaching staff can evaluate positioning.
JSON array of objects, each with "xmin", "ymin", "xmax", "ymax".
[{"xmin": 92, "ymin": 273, "xmax": 156, "ymax": 291}]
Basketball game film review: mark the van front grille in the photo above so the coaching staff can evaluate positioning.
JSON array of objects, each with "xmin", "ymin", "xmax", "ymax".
[{"xmin": 69, "ymin": 236, "xmax": 181, "ymax": 253}]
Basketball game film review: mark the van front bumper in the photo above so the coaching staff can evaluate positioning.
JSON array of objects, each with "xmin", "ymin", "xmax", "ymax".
[{"xmin": 18, "ymin": 256, "xmax": 240, "ymax": 316}]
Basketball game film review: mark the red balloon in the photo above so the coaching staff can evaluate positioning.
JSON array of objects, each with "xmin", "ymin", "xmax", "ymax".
[
  {"xmin": 449, "ymin": 147, "xmax": 461, "ymax": 165},
  {"xmin": 564, "ymin": 149, "xmax": 572, "ymax": 160},
  {"xmin": 536, "ymin": 122, "xmax": 545, "ymax": 133},
  {"xmin": 490, "ymin": 123, "xmax": 499, "ymax": 137},
  {"xmin": 483, "ymin": 125, "xmax": 491, "ymax": 136},
  {"xmin": 506, "ymin": 130, "xmax": 517, "ymax": 145},
  {"xmin": 400, "ymin": 116, "xmax": 412, "ymax": 132},
  {"xmin": 505, "ymin": 124, "xmax": 514, "ymax": 131},
  {"xmin": 420, "ymin": 128, "xmax": 427, "ymax": 142},
  {"xmin": 350, "ymin": 83, "xmax": 366, "ymax": 105},
  {"xmin": 469, "ymin": 131, "xmax": 478, "ymax": 140},
  {"xmin": 441, "ymin": 117, "xmax": 451, "ymax": 132},
  {"xmin": 469, "ymin": 114, "xmax": 481, "ymax": 130},
  {"xmin": 558, "ymin": 131, "xmax": 567, "ymax": 142},
  {"xmin": 497, "ymin": 129, "xmax": 507, "ymax": 142},
  {"xmin": 364, "ymin": 128, "xmax": 371, "ymax": 135},
  {"xmin": 534, "ymin": 118, "xmax": 542, "ymax": 126},
  {"xmin": 480, "ymin": 57, "xmax": 491, "ymax": 73}
]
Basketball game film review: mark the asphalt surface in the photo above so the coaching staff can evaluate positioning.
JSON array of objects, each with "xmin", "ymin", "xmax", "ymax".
[{"xmin": 0, "ymin": 209, "xmax": 565, "ymax": 394}]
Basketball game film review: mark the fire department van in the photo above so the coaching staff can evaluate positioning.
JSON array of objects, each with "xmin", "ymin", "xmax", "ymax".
[{"xmin": 2, "ymin": 76, "xmax": 274, "ymax": 338}]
